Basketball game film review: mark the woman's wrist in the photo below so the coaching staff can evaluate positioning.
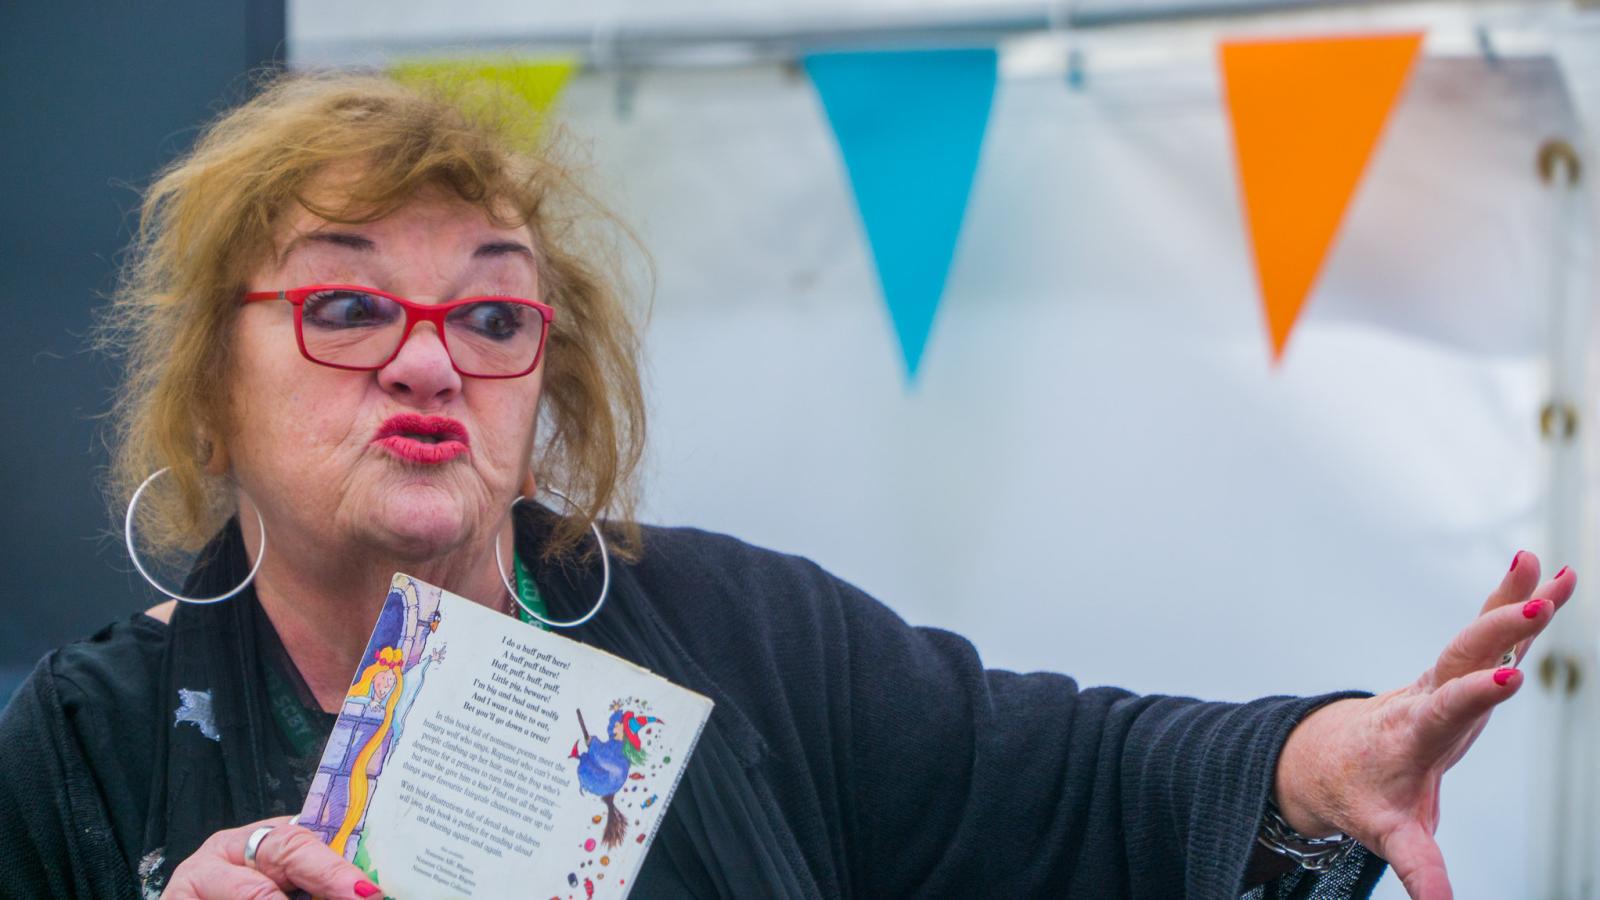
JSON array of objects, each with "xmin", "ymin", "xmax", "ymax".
[{"xmin": 1272, "ymin": 696, "xmax": 1366, "ymax": 839}]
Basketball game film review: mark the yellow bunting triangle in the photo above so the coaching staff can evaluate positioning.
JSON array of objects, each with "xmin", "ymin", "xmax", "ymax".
[
  {"xmin": 1220, "ymin": 33, "xmax": 1423, "ymax": 362},
  {"xmin": 390, "ymin": 58, "xmax": 579, "ymax": 145}
]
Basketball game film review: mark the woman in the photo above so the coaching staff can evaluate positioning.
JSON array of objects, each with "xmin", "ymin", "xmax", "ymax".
[{"xmin": 0, "ymin": 73, "xmax": 1570, "ymax": 900}]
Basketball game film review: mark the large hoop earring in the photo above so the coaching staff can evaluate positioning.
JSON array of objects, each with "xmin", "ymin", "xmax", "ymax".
[
  {"xmin": 125, "ymin": 467, "xmax": 266, "ymax": 605},
  {"xmin": 495, "ymin": 486, "xmax": 610, "ymax": 629}
]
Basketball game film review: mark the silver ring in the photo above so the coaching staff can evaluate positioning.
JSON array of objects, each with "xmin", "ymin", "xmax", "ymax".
[
  {"xmin": 243, "ymin": 825, "xmax": 276, "ymax": 870},
  {"xmin": 1499, "ymin": 647, "xmax": 1518, "ymax": 668}
]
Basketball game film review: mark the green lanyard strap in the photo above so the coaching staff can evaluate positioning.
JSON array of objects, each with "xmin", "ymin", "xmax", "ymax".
[
  {"xmin": 512, "ymin": 554, "xmax": 552, "ymax": 632},
  {"xmin": 264, "ymin": 660, "xmax": 329, "ymax": 757}
]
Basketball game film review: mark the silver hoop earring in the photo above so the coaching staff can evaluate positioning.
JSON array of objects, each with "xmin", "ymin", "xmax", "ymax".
[
  {"xmin": 496, "ymin": 486, "xmax": 610, "ymax": 629},
  {"xmin": 125, "ymin": 466, "xmax": 266, "ymax": 605}
]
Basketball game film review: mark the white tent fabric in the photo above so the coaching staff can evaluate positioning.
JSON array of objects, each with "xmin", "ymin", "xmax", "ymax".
[
  {"xmin": 289, "ymin": 0, "xmax": 1600, "ymax": 888},
  {"xmin": 548, "ymin": 55, "xmax": 1585, "ymax": 897}
]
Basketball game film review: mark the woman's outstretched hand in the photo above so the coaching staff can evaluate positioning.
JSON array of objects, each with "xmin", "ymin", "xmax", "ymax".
[{"xmin": 1272, "ymin": 551, "xmax": 1574, "ymax": 900}]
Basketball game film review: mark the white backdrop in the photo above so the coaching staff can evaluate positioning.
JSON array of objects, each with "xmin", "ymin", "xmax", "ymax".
[
  {"xmin": 289, "ymin": 0, "xmax": 1600, "ymax": 886},
  {"xmin": 550, "ymin": 55, "xmax": 1584, "ymax": 897}
]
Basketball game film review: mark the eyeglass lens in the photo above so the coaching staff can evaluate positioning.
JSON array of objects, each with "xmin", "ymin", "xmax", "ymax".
[{"xmin": 299, "ymin": 289, "xmax": 543, "ymax": 376}]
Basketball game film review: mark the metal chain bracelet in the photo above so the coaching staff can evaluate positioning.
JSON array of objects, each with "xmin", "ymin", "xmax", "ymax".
[{"xmin": 1256, "ymin": 796, "xmax": 1359, "ymax": 872}]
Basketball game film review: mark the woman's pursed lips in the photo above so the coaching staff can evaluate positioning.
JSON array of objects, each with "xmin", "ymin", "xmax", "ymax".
[{"xmin": 370, "ymin": 413, "xmax": 470, "ymax": 464}]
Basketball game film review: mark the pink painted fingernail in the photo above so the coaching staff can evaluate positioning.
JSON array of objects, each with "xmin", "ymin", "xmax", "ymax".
[
  {"xmin": 1523, "ymin": 599, "xmax": 1546, "ymax": 619},
  {"xmin": 1494, "ymin": 668, "xmax": 1516, "ymax": 686},
  {"xmin": 1510, "ymin": 552, "xmax": 1522, "ymax": 573},
  {"xmin": 1557, "ymin": 566, "xmax": 1570, "ymax": 580},
  {"xmin": 354, "ymin": 881, "xmax": 381, "ymax": 898}
]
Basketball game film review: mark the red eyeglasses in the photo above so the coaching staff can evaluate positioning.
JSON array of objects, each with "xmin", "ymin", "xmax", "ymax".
[{"xmin": 242, "ymin": 284, "xmax": 555, "ymax": 379}]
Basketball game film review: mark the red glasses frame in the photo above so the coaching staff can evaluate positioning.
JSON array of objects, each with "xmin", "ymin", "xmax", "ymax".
[{"xmin": 241, "ymin": 283, "xmax": 555, "ymax": 379}]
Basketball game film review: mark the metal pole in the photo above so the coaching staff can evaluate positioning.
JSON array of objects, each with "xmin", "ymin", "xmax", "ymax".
[
  {"xmin": 289, "ymin": 0, "xmax": 1562, "ymax": 69},
  {"xmin": 1532, "ymin": 138, "xmax": 1595, "ymax": 899}
]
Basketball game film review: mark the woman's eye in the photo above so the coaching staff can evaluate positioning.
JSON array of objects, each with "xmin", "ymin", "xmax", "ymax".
[
  {"xmin": 452, "ymin": 302, "xmax": 526, "ymax": 340},
  {"xmin": 302, "ymin": 291, "xmax": 396, "ymax": 328}
]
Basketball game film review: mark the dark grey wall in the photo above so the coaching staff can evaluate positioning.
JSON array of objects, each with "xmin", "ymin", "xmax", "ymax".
[{"xmin": 0, "ymin": 1, "xmax": 286, "ymax": 695}]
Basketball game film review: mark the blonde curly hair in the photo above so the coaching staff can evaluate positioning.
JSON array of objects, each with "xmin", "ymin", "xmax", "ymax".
[{"xmin": 102, "ymin": 70, "xmax": 646, "ymax": 563}]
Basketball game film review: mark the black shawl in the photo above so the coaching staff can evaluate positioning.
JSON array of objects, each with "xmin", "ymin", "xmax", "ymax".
[{"xmin": 0, "ymin": 508, "xmax": 1389, "ymax": 898}]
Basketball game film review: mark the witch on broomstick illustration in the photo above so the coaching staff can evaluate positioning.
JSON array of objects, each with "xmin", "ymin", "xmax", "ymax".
[{"xmin": 570, "ymin": 705, "xmax": 661, "ymax": 847}]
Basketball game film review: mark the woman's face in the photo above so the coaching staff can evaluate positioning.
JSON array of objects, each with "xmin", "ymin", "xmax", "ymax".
[{"xmin": 230, "ymin": 189, "xmax": 544, "ymax": 563}]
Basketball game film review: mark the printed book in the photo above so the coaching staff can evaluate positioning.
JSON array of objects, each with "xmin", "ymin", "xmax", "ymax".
[{"xmin": 296, "ymin": 573, "xmax": 712, "ymax": 899}]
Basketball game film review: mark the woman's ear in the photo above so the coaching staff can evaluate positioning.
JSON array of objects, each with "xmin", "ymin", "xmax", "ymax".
[
  {"xmin": 200, "ymin": 433, "xmax": 230, "ymax": 476},
  {"xmin": 519, "ymin": 469, "xmax": 539, "ymax": 500}
]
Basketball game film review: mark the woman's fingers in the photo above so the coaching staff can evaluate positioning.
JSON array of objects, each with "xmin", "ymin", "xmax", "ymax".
[
  {"xmin": 1414, "ymin": 667, "xmax": 1524, "ymax": 754},
  {"xmin": 227, "ymin": 823, "xmax": 380, "ymax": 900},
  {"xmin": 1432, "ymin": 563, "xmax": 1574, "ymax": 686},
  {"xmin": 1479, "ymin": 551, "xmax": 1541, "ymax": 616},
  {"xmin": 1381, "ymin": 820, "xmax": 1454, "ymax": 900},
  {"xmin": 165, "ymin": 817, "xmax": 381, "ymax": 900},
  {"xmin": 1530, "ymin": 563, "xmax": 1577, "ymax": 613},
  {"xmin": 189, "ymin": 867, "xmax": 291, "ymax": 900},
  {"xmin": 167, "ymin": 817, "xmax": 299, "ymax": 900},
  {"xmin": 1478, "ymin": 552, "xmax": 1576, "ymax": 616},
  {"xmin": 1431, "ymin": 594, "xmax": 1556, "ymax": 685}
]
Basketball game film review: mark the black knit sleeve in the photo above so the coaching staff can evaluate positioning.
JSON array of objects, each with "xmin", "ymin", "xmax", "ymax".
[
  {"xmin": 0, "ymin": 657, "xmax": 139, "ymax": 898},
  {"xmin": 0, "ymin": 616, "xmax": 166, "ymax": 900},
  {"xmin": 825, "ymin": 574, "xmax": 1389, "ymax": 898}
]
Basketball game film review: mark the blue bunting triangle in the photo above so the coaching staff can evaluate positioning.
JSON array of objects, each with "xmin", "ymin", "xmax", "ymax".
[{"xmin": 805, "ymin": 48, "xmax": 998, "ymax": 381}]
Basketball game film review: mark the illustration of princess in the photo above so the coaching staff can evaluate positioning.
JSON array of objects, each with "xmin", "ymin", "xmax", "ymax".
[
  {"xmin": 298, "ymin": 575, "xmax": 445, "ymax": 873},
  {"xmin": 329, "ymin": 640, "xmax": 443, "ymax": 856}
]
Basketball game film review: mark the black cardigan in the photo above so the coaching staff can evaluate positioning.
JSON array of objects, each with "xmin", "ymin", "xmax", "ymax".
[{"xmin": 0, "ymin": 515, "xmax": 1387, "ymax": 898}]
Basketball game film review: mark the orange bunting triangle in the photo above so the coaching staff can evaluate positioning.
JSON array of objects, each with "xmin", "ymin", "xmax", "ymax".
[{"xmin": 1220, "ymin": 32, "xmax": 1423, "ymax": 362}]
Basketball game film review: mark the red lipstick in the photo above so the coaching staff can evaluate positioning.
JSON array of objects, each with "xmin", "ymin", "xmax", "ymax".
[{"xmin": 371, "ymin": 413, "xmax": 470, "ymax": 465}]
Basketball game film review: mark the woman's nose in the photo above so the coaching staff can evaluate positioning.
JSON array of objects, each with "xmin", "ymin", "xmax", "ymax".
[{"xmin": 376, "ymin": 323, "xmax": 462, "ymax": 405}]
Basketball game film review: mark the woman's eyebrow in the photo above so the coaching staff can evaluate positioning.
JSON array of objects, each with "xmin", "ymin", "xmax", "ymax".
[
  {"xmin": 278, "ymin": 232, "xmax": 533, "ymax": 268},
  {"xmin": 474, "ymin": 240, "xmax": 535, "ymax": 260},
  {"xmin": 279, "ymin": 230, "xmax": 373, "ymax": 265}
]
